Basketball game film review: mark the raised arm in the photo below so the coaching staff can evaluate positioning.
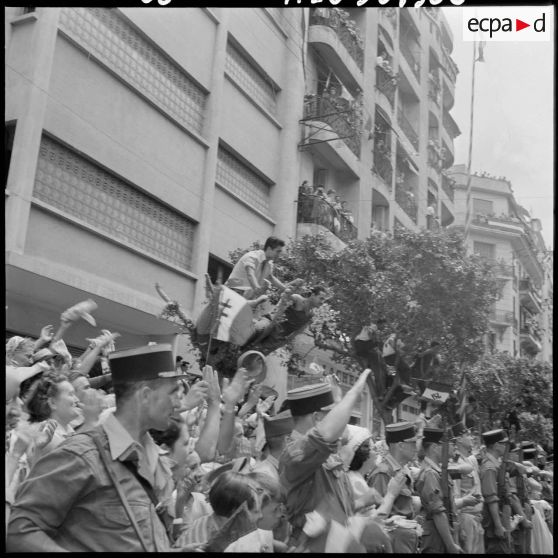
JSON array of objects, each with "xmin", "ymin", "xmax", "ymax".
[{"xmin": 193, "ymin": 366, "xmax": 221, "ymax": 463}]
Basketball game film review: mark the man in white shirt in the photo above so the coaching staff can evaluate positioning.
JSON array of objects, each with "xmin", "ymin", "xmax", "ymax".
[{"xmin": 225, "ymin": 237, "xmax": 287, "ymax": 300}]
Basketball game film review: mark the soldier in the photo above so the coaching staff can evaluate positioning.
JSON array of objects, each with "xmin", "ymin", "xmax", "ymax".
[
  {"xmin": 367, "ymin": 421, "xmax": 420, "ymax": 553},
  {"xmin": 416, "ymin": 427, "xmax": 463, "ymax": 554},
  {"xmin": 507, "ymin": 442, "xmax": 533, "ymax": 554},
  {"xmin": 449, "ymin": 422, "xmax": 485, "ymax": 553},
  {"xmin": 479, "ymin": 429, "xmax": 512, "ymax": 554}
]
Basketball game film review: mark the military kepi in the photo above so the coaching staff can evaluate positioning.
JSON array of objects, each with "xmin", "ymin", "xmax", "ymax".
[
  {"xmin": 385, "ymin": 421, "xmax": 416, "ymax": 444},
  {"xmin": 264, "ymin": 410, "xmax": 294, "ymax": 439},
  {"xmin": 450, "ymin": 422, "xmax": 467, "ymax": 439},
  {"xmin": 286, "ymin": 383, "xmax": 335, "ymax": 416},
  {"xmin": 108, "ymin": 344, "xmax": 186, "ymax": 384},
  {"xmin": 423, "ymin": 427, "xmax": 444, "ymax": 444},
  {"xmin": 481, "ymin": 428, "xmax": 509, "ymax": 446}
]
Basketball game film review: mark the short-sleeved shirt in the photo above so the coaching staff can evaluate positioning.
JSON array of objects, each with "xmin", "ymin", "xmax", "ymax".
[
  {"xmin": 480, "ymin": 452, "xmax": 504, "ymax": 537},
  {"xmin": 7, "ymin": 413, "xmax": 173, "ymax": 552},
  {"xmin": 454, "ymin": 454, "xmax": 483, "ymax": 515},
  {"xmin": 225, "ymin": 250, "xmax": 274, "ymax": 293},
  {"xmin": 368, "ymin": 453, "xmax": 415, "ymax": 518},
  {"xmin": 279, "ymin": 428, "xmax": 354, "ymax": 550}
]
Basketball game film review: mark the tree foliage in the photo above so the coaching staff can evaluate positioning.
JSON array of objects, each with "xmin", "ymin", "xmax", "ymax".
[
  {"xmin": 464, "ymin": 352, "xmax": 553, "ymax": 423},
  {"xmin": 271, "ymin": 228, "xmax": 500, "ymax": 380}
]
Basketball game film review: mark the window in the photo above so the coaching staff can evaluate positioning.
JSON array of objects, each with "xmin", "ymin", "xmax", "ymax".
[
  {"xmin": 473, "ymin": 198, "xmax": 493, "ymax": 216},
  {"xmin": 473, "ymin": 241, "xmax": 495, "ymax": 260},
  {"xmin": 33, "ymin": 135, "xmax": 196, "ymax": 271},
  {"xmin": 207, "ymin": 254, "xmax": 233, "ymax": 286},
  {"xmin": 216, "ymin": 145, "xmax": 272, "ymax": 215}
]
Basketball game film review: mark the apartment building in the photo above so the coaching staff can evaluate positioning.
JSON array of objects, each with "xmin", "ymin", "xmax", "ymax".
[
  {"xmin": 5, "ymin": 7, "xmax": 461, "ymax": 429},
  {"xmin": 449, "ymin": 165, "xmax": 553, "ymax": 364}
]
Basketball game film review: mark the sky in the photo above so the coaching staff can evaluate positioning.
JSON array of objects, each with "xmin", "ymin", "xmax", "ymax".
[{"xmin": 442, "ymin": 6, "xmax": 554, "ymax": 250}]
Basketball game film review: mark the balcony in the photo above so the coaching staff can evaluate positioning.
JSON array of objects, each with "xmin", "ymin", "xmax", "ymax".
[
  {"xmin": 397, "ymin": 110, "xmax": 420, "ymax": 152},
  {"xmin": 428, "ymin": 72, "xmax": 441, "ymax": 107},
  {"xmin": 376, "ymin": 64, "xmax": 397, "ymax": 109},
  {"xmin": 519, "ymin": 278, "xmax": 543, "ymax": 313},
  {"xmin": 303, "ymin": 95, "xmax": 362, "ymax": 158},
  {"xmin": 443, "ymin": 110, "xmax": 460, "ymax": 140},
  {"xmin": 520, "ymin": 322, "xmax": 543, "ymax": 354},
  {"xmin": 441, "ymin": 173, "xmax": 454, "ymax": 202},
  {"xmin": 379, "ymin": 7, "xmax": 397, "ymax": 32},
  {"xmin": 309, "ymin": 9, "xmax": 363, "ymax": 90},
  {"xmin": 395, "ymin": 184, "xmax": 418, "ymax": 223},
  {"xmin": 441, "ymin": 45, "xmax": 458, "ymax": 84},
  {"xmin": 400, "ymin": 40, "xmax": 421, "ymax": 83},
  {"xmin": 484, "ymin": 258, "xmax": 514, "ymax": 278},
  {"xmin": 373, "ymin": 146, "xmax": 393, "ymax": 187},
  {"xmin": 297, "ymin": 193, "xmax": 357, "ymax": 243},
  {"xmin": 427, "ymin": 139, "xmax": 443, "ymax": 171},
  {"xmin": 489, "ymin": 309, "xmax": 517, "ymax": 328}
]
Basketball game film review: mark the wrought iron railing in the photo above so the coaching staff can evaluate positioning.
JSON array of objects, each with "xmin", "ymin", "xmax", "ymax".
[
  {"xmin": 373, "ymin": 147, "xmax": 393, "ymax": 186},
  {"xmin": 428, "ymin": 74, "xmax": 441, "ymax": 105},
  {"xmin": 520, "ymin": 323, "xmax": 542, "ymax": 341},
  {"xmin": 519, "ymin": 279, "xmax": 543, "ymax": 305},
  {"xmin": 297, "ymin": 193, "xmax": 357, "ymax": 242},
  {"xmin": 395, "ymin": 185, "xmax": 418, "ymax": 223},
  {"xmin": 397, "ymin": 110, "xmax": 419, "ymax": 151},
  {"xmin": 441, "ymin": 46, "xmax": 458, "ymax": 83},
  {"xmin": 309, "ymin": 10, "xmax": 364, "ymax": 71},
  {"xmin": 400, "ymin": 40, "xmax": 421, "ymax": 82},
  {"xmin": 485, "ymin": 258, "xmax": 514, "ymax": 277},
  {"xmin": 303, "ymin": 95, "xmax": 361, "ymax": 157},
  {"xmin": 376, "ymin": 65, "xmax": 397, "ymax": 107}
]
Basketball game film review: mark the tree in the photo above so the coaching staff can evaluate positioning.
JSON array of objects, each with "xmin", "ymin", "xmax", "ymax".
[
  {"xmin": 464, "ymin": 352, "xmax": 553, "ymax": 434},
  {"xmin": 225, "ymin": 229, "xmax": 501, "ymax": 425}
]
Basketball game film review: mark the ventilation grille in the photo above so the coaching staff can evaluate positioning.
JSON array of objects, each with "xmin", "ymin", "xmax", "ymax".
[
  {"xmin": 34, "ymin": 135, "xmax": 195, "ymax": 271},
  {"xmin": 59, "ymin": 8, "xmax": 207, "ymax": 134}
]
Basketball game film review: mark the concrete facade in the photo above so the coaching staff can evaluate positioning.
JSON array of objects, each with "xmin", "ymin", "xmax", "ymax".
[
  {"xmin": 449, "ymin": 164, "xmax": 553, "ymax": 364},
  {"xmin": 5, "ymin": 7, "xmax": 460, "ymax": 431}
]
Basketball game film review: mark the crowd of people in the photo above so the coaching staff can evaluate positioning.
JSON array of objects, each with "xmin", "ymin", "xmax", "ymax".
[
  {"xmin": 4, "ymin": 240, "xmax": 554, "ymax": 553},
  {"xmin": 297, "ymin": 181, "xmax": 357, "ymax": 240}
]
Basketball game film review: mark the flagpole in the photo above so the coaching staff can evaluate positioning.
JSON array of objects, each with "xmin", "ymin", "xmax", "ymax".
[{"xmin": 463, "ymin": 40, "xmax": 479, "ymax": 249}]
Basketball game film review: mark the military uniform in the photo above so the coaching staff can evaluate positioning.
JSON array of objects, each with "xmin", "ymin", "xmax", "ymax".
[
  {"xmin": 479, "ymin": 429, "xmax": 512, "ymax": 554},
  {"xmin": 450, "ymin": 423, "xmax": 485, "ymax": 554},
  {"xmin": 278, "ymin": 384, "xmax": 356, "ymax": 553},
  {"xmin": 415, "ymin": 428, "xmax": 458, "ymax": 554},
  {"xmin": 368, "ymin": 422, "xmax": 419, "ymax": 553}
]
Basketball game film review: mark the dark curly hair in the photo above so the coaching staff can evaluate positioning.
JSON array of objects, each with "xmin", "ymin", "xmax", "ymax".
[
  {"xmin": 350, "ymin": 439, "xmax": 372, "ymax": 471},
  {"xmin": 149, "ymin": 416, "xmax": 184, "ymax": 450},
  {"xmin": 24, "ymin": 371, "xmax": 69, "ymax": 423}
]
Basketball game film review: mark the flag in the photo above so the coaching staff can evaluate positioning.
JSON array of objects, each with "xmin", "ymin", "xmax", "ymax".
[
  {"xmin": 422, "ymin": 387, "xmax": 450, "ymax": 403},
  {"xmin": 195, "ymin": 285, "xmax": 254, "ymax": 346}
]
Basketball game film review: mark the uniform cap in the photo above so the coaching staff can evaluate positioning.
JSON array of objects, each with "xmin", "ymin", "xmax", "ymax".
[
  {"xmin": 449, "ymin": 422, "xmax": 467, "ymax": 439},
  {"xmin": 481, "ymin": 429, "xmax": 509, "ymax": 446},
  {"xmin": 286, "ymin": 383, "xmax": 335, "ymax": 416},
  {"xmin": 423, "ymin": 427, "xmax": 444, "ymax": 444},
  {"xmin": 263, "ymin": 410, "xmax": 294, "ymax": 440},
  {"xmin": 385, "ymin": 421, "xmax": 417, "ymax": 444},
  {"xmin": 520, "ymin": 441, "xmax": 536, "ymax": 450},
  {"xmin": 108, "ymin": 344, "xmax": 187, "ymax": 385},
  {"xmin": 523, "ymin": 448, "xmax": 537, "ymax": 459}
]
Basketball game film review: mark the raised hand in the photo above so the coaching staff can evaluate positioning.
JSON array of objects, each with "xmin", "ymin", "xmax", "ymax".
[
  {"xmin": 386, "ymin": 470, "xmax": 407, "ymax": 497},
  {"xmin": 203, "ymin": 365, "xmax": 221, "ymax": 404},
  {"xmin": 35, "ymin": 419, "xmax": 58, "ymax": 450},
  {"xmin": 39, "ymin": 325, "xmax": 54, "ymax": 344},
  {"xmin": 257, "ymin": 394, "xmax": 276, "ymax": 415},
  {"xmin": 222, "ymin": 367, "xmax": 248, "ymax": 407},
  {"xmin": 181, "ymin": 380, "xmax": 209, "ymax": 411}
]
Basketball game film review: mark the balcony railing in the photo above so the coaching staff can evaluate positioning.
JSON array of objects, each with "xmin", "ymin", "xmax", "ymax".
[
  {"xmin": 519, "ymin": 278, "xmax": 543, "ymax": 311},
  {"xmin": 297, "ymin": 193, "xmax": 357, "ymax": 243},
  {"xmin": 441, "ymin": 46, "xmax": 458, "ymax": 83},
  {"xmin": 521, "ymin": 323, "xmax": 542, "ymax": 342},
  {"xmin": 376, "ymin": 65, "xmax": 397, "ymax": 107},
  {"xmin": 303, "ymin": 95, "xmax": 362, "ymax": 157},
  {"xmin": 395, "ymin": 185, "xmax": 418, "ymax": 223},
  {"xmin": 309, "ymin": 9, "xmax": 364, "ymax": 71},
  {"xmin": 441, "ymin": 174, "xmax": 454, "ymax": 202},
  {"xmin": 428, "ymin": 73, "xmax": 441, "ymax": 106},
  {"xmin": 397, "ymin": 110, "xmax": 419, "ymax": 151},
  {"xmin": 400, "ymin": 41, "xmax": 421, "ymax": 82},
  {"xmin": 443, "ymin": 111, "xmax": 460, "ymax": 139},
  {"xmin": 489, "ymin": 309, "xmax": 517, "ymax": 328},
  {"xmin": 373, "ymin": 147, "xmax": 393, "ymax": 186}
]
